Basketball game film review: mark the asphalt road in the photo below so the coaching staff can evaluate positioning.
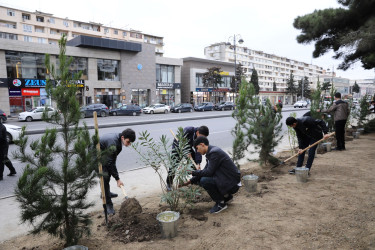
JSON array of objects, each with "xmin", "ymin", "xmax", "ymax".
[{"xmin": 1, "ymin": 107, "xmax": 309, "ymax": 199}]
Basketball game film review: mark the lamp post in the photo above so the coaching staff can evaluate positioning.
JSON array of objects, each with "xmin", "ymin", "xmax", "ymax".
[{"xmin": 226, "ymin": 35, "xmax": 244, "ymax": 103}]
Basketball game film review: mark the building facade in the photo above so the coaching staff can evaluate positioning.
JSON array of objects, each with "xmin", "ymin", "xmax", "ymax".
[{"xmin": 0, "ymin": 5, "xmax": 164, "ymax": 56}]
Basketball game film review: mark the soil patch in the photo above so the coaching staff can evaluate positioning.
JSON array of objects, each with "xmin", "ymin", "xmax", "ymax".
[{"xmin": 119, "ymin": 198, "xmax": 142, "ymax": 219}]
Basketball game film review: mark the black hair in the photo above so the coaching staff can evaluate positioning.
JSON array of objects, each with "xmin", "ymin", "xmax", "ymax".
[
  {"xmin": 335, "ymin": 92, "xmax": 341, "ymax": 98},
  {"xmin": 197, "ymin": 125, "xmax": 209, "ymax": 136},
  {"xmin": 194, "ymin": 136, "xmax": 209, "ymax": 148},
  {"xmin": 121, "ymin": 128, "xmax": 136, "ymax": 142},
  {"xmin": 286, "ymin": 117, "xmax": 297, "ymax": 126}
]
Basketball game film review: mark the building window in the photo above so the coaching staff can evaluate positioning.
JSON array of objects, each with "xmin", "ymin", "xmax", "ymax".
[
  {"xmin": 50, "ymin": 29, "xmax": 57, "ymax": 35},
  {"xmin": 49, "ymin": 40, "xmax": 57, "ymax": 45},
  {"xmin": 56, "ymin": 57, "xmax": 88, "ymax": 80},
  {"xmin": 0, "ymin": 21, "xmax": 16, "ymax": 29},
  {"xmin": 7, "ymin": 9, "xmax": 15, "ymax": 16},
  {"xmin": 35, "ymin": 27, "xmax": 44, "ymax": 33},
  {"xmin": 49, "ymin": 18, "xmax": 55, "ymax": 24},
  {"xmin": 36, "ymin": 16, "xmax": 44, "ymax": 22},
  {"xmin": 97, "ymin": 59, "xmax": 119, "ymax": 81},
  {"xmin": 63, "ymin": 20, "xmax": 69, "ymax": 27},
  {"xmin": 122, "ymin": 31, "xmax": 127, "ymax": 37},
  {"xmin": 72, "ymin": 33, "xmax": 79, "ymax": 38},
  {"xmin": 114, "ymin": 30, "xmax": 118, "ymax": 35},
  {"xmin": 156, "ymin": 64, "xmax": 174, "ymax": 83},
  {"xmin": 0, "ymin": 32, "xmax": 17, "ymax": 40},
  {"xmin": 104, "ymin": 28, "xmax": 109, "ymax": 34},
  {"xmin": 24, "ymin": 36, "xmax": 32, "ymax": 42},
  {"xmin": 38, "ymin": 38, "xmax": 47, "ymax": 44},
  {"xmin": 22, "ymin": 13, "xmax": 30, "ymax": 20},
  {"xmin": 23, "ymin": 24, "xmax": 32, "ymax": 33},
  {"xmin": 5, "ymin": 51, "xmax": 47, "ymax": 79}
]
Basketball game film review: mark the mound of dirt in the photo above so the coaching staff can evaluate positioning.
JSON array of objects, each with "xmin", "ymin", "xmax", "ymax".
[{"xmin": 119, "ymin": 198, "xmax": 142, "ymax": 219}]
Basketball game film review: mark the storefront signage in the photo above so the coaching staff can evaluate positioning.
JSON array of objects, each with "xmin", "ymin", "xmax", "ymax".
[
  {"xmin": 24, "ymin": 79, "xmax": 47, "ymax": 87},
  {"xmin": 196, "ymin": 88, "xmax": 231, "ymax": 92},
  {"xmin": 8, "ymin": 79, "xmax": 85, "ymax": 88},
  {"xmin": 9, "ymin": 89, "xmax": 22, "ymax": 96},
  {"xmin": 156, "ymin": 82, "xmax": 174, "ymax": 89},
  {"xmin": 22, "ymin": 88, "xmax": 40, "ymax": 96}
]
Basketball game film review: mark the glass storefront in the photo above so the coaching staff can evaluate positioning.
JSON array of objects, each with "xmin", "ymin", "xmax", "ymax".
[
  {"xmin": 131, "ymin": 89, "xmax": 149, "ymax": 108},
  {"xmin": 6, "ymin": 51, "xmax": 47, "ymax": 79},
  {"xmin": 97, "ymin": 59, "xmax": 119, "ymax": 81},
  {"xmin": 94, "ymin": 88, "xmax": 121, "ymax": 109},
  {"xmin": 156, "ymin": 89, "xmax": 175, "ymax": 106}
]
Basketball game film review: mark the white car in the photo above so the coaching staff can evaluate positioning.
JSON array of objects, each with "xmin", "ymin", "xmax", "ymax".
[
  {"xmin": 293, "ymin": 101, "xmax": 308, "ymax": 108},
  {"xmin": 4, "ymin": 124, "xmax": 22, "ymax": 143},
  {"xmin": 18, "ymin": 106, "xmax": 55, "ymax": 122},
  {"xmin": 142, "ymin": 104, "xmax": 170, "ymax": 114}
]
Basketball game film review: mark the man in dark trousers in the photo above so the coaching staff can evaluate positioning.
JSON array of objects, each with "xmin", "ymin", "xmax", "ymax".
[
  {"xmin": 286, "ymin": 116, "xmax": 330, "ymax": 174},
  {"xmin": 318, "ymin": 92, "xmax": 350, "ymax": 151},
  {"xmin": 0, "ymin": 121, "xmax": 17, "ymax": 181},
  {"xmin": 167, "ymin": 125, "xmax": 209, "ymax": 190},
  {"xmin": 100, "ymin": 128, "xmax": 136, "ymax": 214},
  {"xmin": 180, "ymin": 136, "xmax": 241, "ymax": 214}
]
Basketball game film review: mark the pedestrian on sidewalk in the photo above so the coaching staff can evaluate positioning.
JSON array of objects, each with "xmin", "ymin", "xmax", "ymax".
[
  {"xmin": 318, "ymin": 92, "xmax": 350, "ymax": 151},
  {"xmin": 180, "ymin": 136, "xmax": 241, "ymax": 214},
  {"xmin": 166, "ymin": 126, "xmax": 209, "ymax": 190},
  {"xmin": 99, "ymin": 128, "xmax": 136, "ymax": 214},
  {"xmin": 286, "ymin": 116, "xmax": 330, "ymax": 175},
  {"xmin": 0, "ymin": 121, "xmax": 17, "ymax": 181}
]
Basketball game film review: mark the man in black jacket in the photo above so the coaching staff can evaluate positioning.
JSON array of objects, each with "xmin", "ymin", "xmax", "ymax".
[
  {"xmin": 286, "ymin": 116, "xmax": 330, "ymax": 174},
  {"xmin": 181, "ymin": 136, "xmax": 241, "ymax": 214},
  {"xmin": 0, "ymin": 121, "xmax": 16, "ymax": 181},
  {"xmin": 100, "ymin": 128, "xmax": 136, "ymax": 214}
]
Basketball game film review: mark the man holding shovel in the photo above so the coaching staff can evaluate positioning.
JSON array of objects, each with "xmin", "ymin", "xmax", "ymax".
[
  {"xmin": 99, "ymin": 128, "xmax": 136, "ymax": 214},
  {"xmin": 286, "ymin": 116, "xmax": 330, "ymax": 175}
]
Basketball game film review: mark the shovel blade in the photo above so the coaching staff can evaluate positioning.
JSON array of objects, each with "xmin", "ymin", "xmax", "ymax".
[{"xmin": 103, "ymin": 204, "xmax": 108, "ymax": 227}]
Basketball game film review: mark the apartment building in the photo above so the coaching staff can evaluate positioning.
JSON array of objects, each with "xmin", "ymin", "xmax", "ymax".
[
  {"xmin": 205, "ymin": 42, "xmax": 325, "ymax": 104},
  {"xmin": 0, "ymin": 5, "xmax": 164, "ymax": 56}
]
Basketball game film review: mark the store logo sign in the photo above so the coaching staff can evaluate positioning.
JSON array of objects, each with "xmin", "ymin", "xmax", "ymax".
[
  {"xmin": 24, "ymin": 79, "xmax": 46, "ymax": 87},
  {"xmin": 13, "ymin": 79, "xmax": 21, "ymax": 87},
  {"xmin": 21, "ymin": 88, "xmax": 40, "ymax": 96}
]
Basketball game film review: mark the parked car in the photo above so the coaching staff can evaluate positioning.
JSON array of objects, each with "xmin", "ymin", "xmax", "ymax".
[
  {"xmin": 109, "ymin": 105, "xmax": 142, "ymax": 116},
  {"xmin": 171, "ymin": 103, "xmax": 194, "ymax": 113},
  {"xmin": 80, "ymin": 104, "xmax": 109, "ymax": 118},
  {"xmin": 293, "ymin": 101, "xmax": 308, "ymax": 108},
  {"xmin": 18, "ymin": 106, "xmax": 56, "ymax": 122},
  {"xmin": 4, "ymin": 124, "xmax": 21, "ymax": 143},
  {"xmin": 215, "ymin": 101, "xmax": 235, "ymax": 111},
  {"xmin": 143, "ymin": 104, "xmax": 170, "ymax": 114},
  {"xmin": 194, "ymin": 102, "xmax": 214, "ymax": 111},
  {"xmin": 0, "ymin": 109, "xmax": 7, "ymax": 123}
]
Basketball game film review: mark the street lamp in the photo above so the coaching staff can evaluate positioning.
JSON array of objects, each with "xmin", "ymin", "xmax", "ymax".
[{"xmin": 226, "ymin": 34, "xmax": 244, "ymax": 103}]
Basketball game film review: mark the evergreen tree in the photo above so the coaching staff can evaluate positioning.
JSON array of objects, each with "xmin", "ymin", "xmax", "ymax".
[
  {"xmin": 272, "ymin": 81, "xmax": 277, "ymax": 91},
  {"xmin": 358, "ymin": 95, "xmax": 369, "ymax": 127},
  {"xmin": 14, "ymin": 35, "xmax": 98, "ymax": 247},
  {"xmin": 230, "ymin": 63, "xmax": 245, "ymax": 93},
  {"xmin": 294, "ymin": 0, "xmax": 375, "ymax": 70},
  {"xmin": 286, "ymin": 73, "xmax": 297, "ymax": 96},
  {"xmin": 297, "ymin": 76, "xmax": 311, "ymax": 99},
  {"xmin": 321, "ymin": 81, "xmax": 332, "ymax": 95},
  {"xmin": 352, "ymin": 81, "xmax": 360, "ymax": 93},
  {"xmin": 202, "ymin": 66, "xmax": 224, "ymax": 89},
  {"xmin": 250, "ymin": 68, "xmax": 260, "ymax": 95},
  {"xmin": 310, "ymin": 80, "xmax": 324, "ymax": 119}
]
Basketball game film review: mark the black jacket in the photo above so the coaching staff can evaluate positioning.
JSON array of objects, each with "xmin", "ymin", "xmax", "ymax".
[
  {"xmin": 172, "ymin": 126, "xmax": 202, "ymax": 164},
  {"xmin": 100, "ymin": 133, "xmax": 122, "ymax": 180},
  {"xmin": 191, "ymin": 145, "xmax": 240, "ymax": 195},
  {"xmin": 294, "ymin": 116, "xmax": 328, "ymax": 147},
  {"xmin": 0, "ymin": 123, "xmax": 9, "ymax": 155}
]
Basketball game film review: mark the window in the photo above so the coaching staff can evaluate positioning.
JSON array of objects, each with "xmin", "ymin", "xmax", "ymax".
[
  {"xmin": 36, "ymin": 16, "xmax": 44, "ymax": 22},
  {"xmin": 23, "ymin": 24, "xmax": 32, "ymax": 33},
  {"xmin": 49, "ymin": 18, "xmax": 55, "ymax": 24},
  {"xmin": 122, "ymin": 31, "xmax": 127, "ymax": 37},
  {"xmin": 49, "ymin": 40, "xmax": 57, "ymax": 45},
  {"xmin": 72, "ymin": 33, "xmax": 79, "ymax": 38},
  {"xmin": 104, "ymin": 28, "xmax": 109, "ymax": 34},
  {"xmin": 0, "ymin": 32, "xmax": 17, "ymax": 40},
  {"xmin": 56, "ymin": 57, "xmax": 88, "ymax": 80},
  {"xmin": 38, "ymin": 38, "xmax": 47, "ymax": 44},
  {"xmin": 0, "ymin": 21, "xmax": 16, "ymax": 29},
  {"xmin": 35, "ymin": 27, "xmax": 44, "ymax": 33},
  {"xmin": 156, "ymin": 64, "xmax": 174, "ymax": 83},
  {"xmin": 114, "ymin": 30, "xmax": 118, "ymax": 35},
  {"xmin": 60, "ymin": 32, "xmax": 67, "ymax": 36},
  {"xmin": 24, "ymin": 36, "xmax": 32, "ymax": 42},
  {"xmin": 63, "ymin": 20, "xmax": 69, "ymax": 27},
  {"xmin": 7, "ymin": 9, "xmax": 15, "ymax": 16},
  {"xmin": 22, "ymin": 13, "xmax": 30, "ymax": 20},
  {"xmin": 5, "ymin": 51, "xmax": 47, "ymax": 79},
  {"xmin": 50, "ymin": 29, "xmax": 57, "ymax": 35},
  {"xmin": 97, "ymin": 59, "xmax": 119, "ymax": 81}
]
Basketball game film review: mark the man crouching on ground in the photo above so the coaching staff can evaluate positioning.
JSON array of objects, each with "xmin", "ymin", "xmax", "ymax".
[{"xmin": 180, "ymin": 136, "xmax": 241, "ymax": 214}]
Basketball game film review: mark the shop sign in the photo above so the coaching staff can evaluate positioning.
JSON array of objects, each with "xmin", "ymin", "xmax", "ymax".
[
  {"xmin": 24, "ymin": 79, "xmax": 47, "ymax": 87},
  {"xmin": 22, "ymin": 88, "xmax": 40, "ymax": 96},
  {"xmin": 9, "ymin": 89, "xmax": 22, "ymax": 96},
  {"xmin": 196, "ymin": 88, "xmax": 213, "ymax": 92},
  {"xmin": 156, "ymin": 82, "xmax": 174, "ymax": 89}
]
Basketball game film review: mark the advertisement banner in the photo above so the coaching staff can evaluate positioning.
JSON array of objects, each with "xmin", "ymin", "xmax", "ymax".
[
  {"xmin": 9, "ymin": 89, "xmax": 22, "ymax": 96},
  {"xmin": 22, "ymin": 88, "xmax": 40, "ymax": 96}
]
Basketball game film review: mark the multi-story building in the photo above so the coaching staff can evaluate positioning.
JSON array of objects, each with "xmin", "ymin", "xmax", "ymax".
[
  {"xmin": 204, "ymin": 42, "xmax": 325, "ymax": 104},
  {"xmin": 0, "ymin": 5, "xmax": 164, "ymax": 56}
]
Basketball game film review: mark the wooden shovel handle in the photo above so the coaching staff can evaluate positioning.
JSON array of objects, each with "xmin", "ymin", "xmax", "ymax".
[
  {"xmin": 94, "ymin": 112, "xmax": 106, "ymax": 205},
  {"xmin": 169, "ymin": 129, "xmax": 199, "ymax": 169},
  {"xmin": 120, "ymin": 185, "xmax": 128, "ymax": 198}
]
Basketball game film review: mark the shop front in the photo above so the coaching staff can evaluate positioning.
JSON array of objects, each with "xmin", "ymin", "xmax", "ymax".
[
  {"xmin": 93, "ymin": 88, "xmax": 121, "ymax": 109},
  {"xmin": 155, "ymin": 82, "xmax": 181, "ymax": 106},
  {"xmin": 194, "ymin": 87, "xmax": 231, "ymax": 106},
  {"xmin": 131, "ymin": 89, "xmax": 149, "ymax": 108}
]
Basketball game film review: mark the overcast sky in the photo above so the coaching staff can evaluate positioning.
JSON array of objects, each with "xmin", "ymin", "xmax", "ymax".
[{"xmin": 2, "ymin": 0, "xmax": 374, "ymax": 80}]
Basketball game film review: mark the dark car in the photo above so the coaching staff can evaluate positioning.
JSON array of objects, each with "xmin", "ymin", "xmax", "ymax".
[
  {"xmin": 170, "ymin": 103, "xmax": 194, "ymax": 113},
  {"xmin": 215, "ymin": 101, "xmax": 235, "ymax": 111},
  {"xmin": 0, "ymin": 109, "xmax": 7, "ymax": 123},
  {"xmin": 194, "ymin": 102, "xmax": 214, "ymax": 112},
  {"xmin": 80, "ymin": 104, "xmax": 109, "ymax": 118},
  {"xmin": 109, "ymin": 105, "xmax": 141, "ymax": 116}
]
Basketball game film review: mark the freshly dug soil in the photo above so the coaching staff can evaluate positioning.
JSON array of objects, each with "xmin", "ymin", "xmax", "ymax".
[{"xmin": 119, "ymin": 198, "xmax": 142, "ymax": 219}]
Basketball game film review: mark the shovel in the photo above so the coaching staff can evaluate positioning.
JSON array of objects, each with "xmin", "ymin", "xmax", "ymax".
[
  {"xmin": 93, "ymin": 111, "xmax": 108, "ymax": 226},
  {"xmin": 272, "ymin": 132, "xmax": 335, "ymax": 169},
  {"xmin": 120, "ymin": 185, "xmax": 129, "ymax": 199}
]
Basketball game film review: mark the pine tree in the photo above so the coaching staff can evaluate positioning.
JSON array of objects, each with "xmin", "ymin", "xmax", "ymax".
[
  {"xmin": 310, "ymin": 79, "xmax": 324, "ymax": 119},
  {"xmin": 230, "ymin": 63, "xmax": 245, "ymax": 93},
  {"xmin": 250, "ymin": 68, "xmax": 260, "ymax": 95},
  {"xmin": 321, "ymin": 81, "xmax": 332, "ymax": 95},
  {"xmin": 202, "ymin": 66, "xmax": 224, "ymax": 89},
  {"xmin": 14, "ymin": 35, "xmax": 99, "ymax": 247},
  {"xmin": 272, "ymin": 81, "xmax": 277, "ymax": 91},
  {"xmin": 352, "ymin": 81, "xmax": 360, "ymax": 93},
  {"xmin": 358, "ymin": 95, "xmax": 369, "ymax": 127},
  {"xmin": 297, "ymin": 76, "xmax": 311, "ymax": 99},
  {"xmin": 286, "ymin": 73, "xmax": 297, "ymax": 96}
]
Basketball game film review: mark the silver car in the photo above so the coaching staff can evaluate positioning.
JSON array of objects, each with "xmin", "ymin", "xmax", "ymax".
[{"xmin": 143, "ymin": 104, "xmax": 170, "ymax": 114}]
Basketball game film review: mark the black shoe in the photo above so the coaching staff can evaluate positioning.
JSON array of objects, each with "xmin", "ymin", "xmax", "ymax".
[
  {"xmin": 288, "ymin": 169, "xmax": 296, "ymax": 174},
  {"xmin": 106, "ymin": 204, "xmax": 115, "ymax": 215},
  {"xmin": 7, "ymin": 172, "xmax": 16, "ymax": 177},
  {"xmin": 209, "ymin": 202, "xmax": 227, "ymax": 214},
  {"xmin": 0, "ymin": 177, "xmax": 3, "ymax": 181},
  {"xmin": 100, "ymin": 192, "xmax": 118, "ymax": 199},
  {"xmin": 224, "ymin": 194, "xmax": 233, "ymax": 204}
]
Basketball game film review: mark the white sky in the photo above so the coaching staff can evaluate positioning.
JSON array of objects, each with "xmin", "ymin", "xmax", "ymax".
[{"xmin": 2, "ymin": 0, "xmax": 374, "ymax": 80}]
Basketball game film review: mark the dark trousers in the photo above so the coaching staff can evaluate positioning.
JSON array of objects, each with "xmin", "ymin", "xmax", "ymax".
[
  {"xmin": 335, "ymin": 120, "xmax": 346, "ymax": 150},
  {"xmin": 0, "ymin": 146, "xmax": 16, "ymax": 178},
  {"xmin": 102, "ymin": 165, "xmax": 113, "ymax": 205},
  {"xmin": 297, "ymin": 137, "xmax": 319, "ymax": 169},
  {"xmin": 199, "ymin": 177, "xmax": 239, "ymax": 203}
]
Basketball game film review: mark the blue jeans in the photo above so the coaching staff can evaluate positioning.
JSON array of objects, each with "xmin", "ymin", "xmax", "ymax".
[
  {"xmin": 297, "ymin": 137, "xmax": 319, "ymax": 169},
  {"xmin": 199, "ymin": 177, "xmax": 239, "ymax": 203}
]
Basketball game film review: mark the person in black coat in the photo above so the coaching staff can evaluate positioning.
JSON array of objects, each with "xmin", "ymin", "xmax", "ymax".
[
  {"xmin": 99, "ymin": 128, "xmax": 136, "ymax": 214},
  {"xmin": 0, "ymin": 121, "xmax": 16, "ymax": 181},
  {"xmin": 180, "ymin": 136, "xmax": 241, "ymax": 214},
  {"xmin": 286, "ymin": 116, "xmax": 330, "ymax": 174}
]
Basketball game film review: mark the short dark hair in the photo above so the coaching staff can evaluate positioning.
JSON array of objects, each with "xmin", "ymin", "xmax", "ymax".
[
  {"xmin": 121, "ymin": 128, "xmax": 136, "ymax": 142},
  {"xmin": 197, "ymin": 125, "xmax": 209, "ymax": 136},
  {"xmin": 194, "ymin": 136, "xmax": 209, "ymax": 148},
  {"xmin": 335, "ymin": 92, "xmax": 341, "ymax": 98},
  {"xmin": 286, "ymin": 117, "xmax": 297, "ymax": 126}
]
